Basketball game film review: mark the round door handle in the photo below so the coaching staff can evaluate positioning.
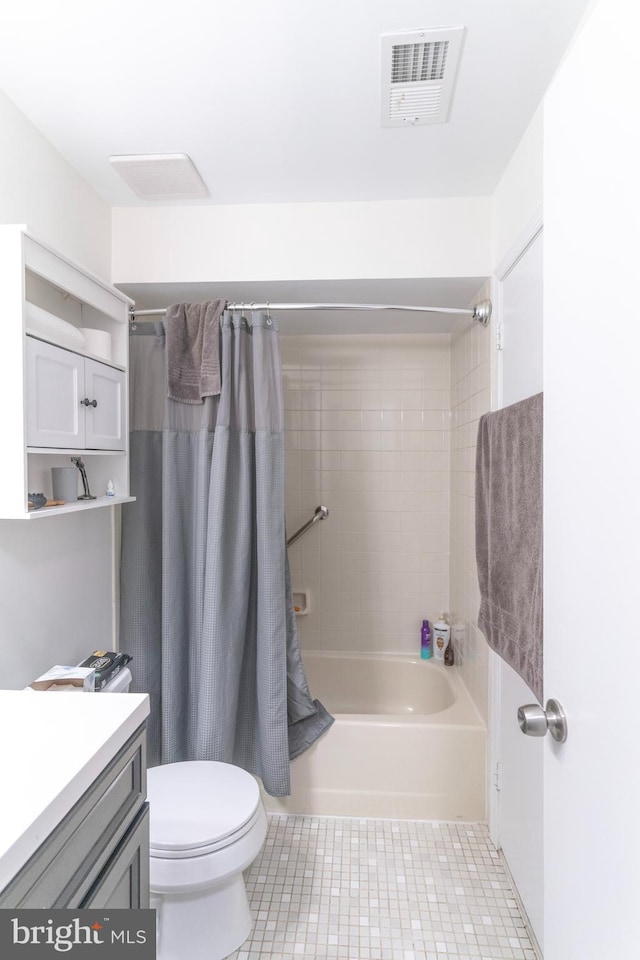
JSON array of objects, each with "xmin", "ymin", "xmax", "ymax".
[
  {"xmin": 518, "ymin": 699, "xmax": 568, "ymax": 742},
  {"xmin": 80, "ymin": 398, "xmax": 98, "ymax": 408}
]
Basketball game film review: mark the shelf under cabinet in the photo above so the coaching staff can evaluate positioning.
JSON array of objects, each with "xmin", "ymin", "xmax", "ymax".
[
  {"xmin": 27, "ymin": 448, "xmax": 126, "ymax": 456},
  {"xmin": 25, "ymin": 331, "xmax": 126, "ymax": 372},
  {"xmin": 26, "ymin": 496, "xmax": 135, "ymax": 518}
]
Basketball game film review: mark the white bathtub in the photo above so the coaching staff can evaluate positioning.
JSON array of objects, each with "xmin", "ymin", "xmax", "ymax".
[{"xmin": 265, "ymin": 652, "xmax": 486, "ymax": 821}]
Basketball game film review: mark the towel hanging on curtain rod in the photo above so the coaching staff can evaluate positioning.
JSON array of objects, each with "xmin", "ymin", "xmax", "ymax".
[{"xmin": 129, "ymin": 299, "xmax": 492, "ymax": 326}]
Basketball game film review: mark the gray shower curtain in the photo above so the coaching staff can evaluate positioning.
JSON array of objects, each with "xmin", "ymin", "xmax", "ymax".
[{"xmin": 120, "ymin": 311, "xmax": 332, "ymax": 796}]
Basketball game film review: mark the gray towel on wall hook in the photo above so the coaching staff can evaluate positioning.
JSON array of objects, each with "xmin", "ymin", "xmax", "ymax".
[{"xmin": 475, "ymin": 392, "xmax": 543, "ymax": 702}]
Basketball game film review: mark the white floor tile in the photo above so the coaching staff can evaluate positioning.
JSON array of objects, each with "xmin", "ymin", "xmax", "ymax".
[{"xmin": 227, "ymin": 815, "xmax": 535, "ymax": 960}]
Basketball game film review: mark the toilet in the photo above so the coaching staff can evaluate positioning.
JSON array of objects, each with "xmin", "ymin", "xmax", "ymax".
[
  {"xmin": 147, "ymin": 761, "xmax": 268, "ymax": 960},
  {"xmin": 104, "ymin": 668, "xmax": 268, "ymax": 960}
]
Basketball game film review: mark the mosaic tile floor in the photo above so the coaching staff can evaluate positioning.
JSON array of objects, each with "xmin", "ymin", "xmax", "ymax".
[{"xmin": 229, "ymin": 815, "xmax": 537, "ymax": 960}]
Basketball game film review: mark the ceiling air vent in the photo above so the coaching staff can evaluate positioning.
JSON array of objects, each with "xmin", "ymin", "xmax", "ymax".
[
  {"xmin": 109, "ymin": 153, "xmax": 208, "ymax": 200},
  {"xmin": 381, "ymin": 27, "xmax": 465, "ymax": 127}
]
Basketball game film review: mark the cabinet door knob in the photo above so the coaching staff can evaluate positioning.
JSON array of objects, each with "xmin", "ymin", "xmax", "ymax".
[{"xmin": 80, "ymin": 398, "xmax": 98, "ymax": 408}]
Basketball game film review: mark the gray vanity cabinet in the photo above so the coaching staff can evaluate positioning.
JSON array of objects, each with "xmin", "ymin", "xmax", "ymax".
[
  {"xmin": 0, "ymin": 724, "xmax": 149, "ymax": 909},
  {"xmin": 80, "ymin": 806, "xmax": 149, "ymax": 909}
]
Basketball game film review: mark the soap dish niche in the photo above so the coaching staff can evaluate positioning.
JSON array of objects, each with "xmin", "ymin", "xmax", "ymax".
[{"xmin": 293, "ymin": 590, "xmax": 310, "ymax": 616}]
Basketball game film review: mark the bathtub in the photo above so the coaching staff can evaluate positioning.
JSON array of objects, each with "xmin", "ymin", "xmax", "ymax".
[{"xmin": 265, "ymin": 652, "xmax": 486, "ymax": 821}]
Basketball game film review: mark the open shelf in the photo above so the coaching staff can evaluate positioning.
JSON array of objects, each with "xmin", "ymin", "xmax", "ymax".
[
  {"xmin": 27, "ymin": 448, "xmax": 127, "ymax": 456},
  {"xmin": 26, "ymin": 496, "xmax": 136, "ymax": 518}
]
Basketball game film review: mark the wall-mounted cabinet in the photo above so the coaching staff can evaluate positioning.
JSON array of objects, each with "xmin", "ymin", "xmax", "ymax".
[
  {"xmin": 26, "ymin": 338, "xmax": 126, "ymax": 451},
  {"xmin": 0, "ymin": 224, "xmax": 135, "ymax": 519}
]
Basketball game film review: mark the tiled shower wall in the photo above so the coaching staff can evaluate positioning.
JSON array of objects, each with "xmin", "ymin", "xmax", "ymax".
[
  {"xmin": 281, "ymin": 334, "xmax": 450, "ymax": 655},
  {"xmin": 449, "ymin": 283, "xmax": 493, "ymax": 723}
]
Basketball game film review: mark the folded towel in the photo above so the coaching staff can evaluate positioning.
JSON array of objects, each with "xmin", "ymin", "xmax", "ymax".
[
  {"xmin": 475, "ymin": 393, "xmax": 543, "ymax": 702},
  {"xmin": 25, "ymin": 302, "xmax": 86, "ymax": 352},
  {"xmin": 165, "ymin": 300, "xmax": 226, "ymax": 403}
]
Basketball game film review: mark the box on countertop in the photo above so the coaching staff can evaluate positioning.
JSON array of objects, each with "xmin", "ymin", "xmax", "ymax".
[
  {"xmin": 29, "ymin": 665, "xmax": 96, "ymax": 692},
  {"xmin": 77, "ymin": 651, "xmax": 132, "ymax": 691}
]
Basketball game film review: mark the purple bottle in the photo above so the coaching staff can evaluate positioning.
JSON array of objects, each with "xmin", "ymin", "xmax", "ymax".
[{"xmin": 420, "ymin": 620, "xmax": 432, "ymax": 659}]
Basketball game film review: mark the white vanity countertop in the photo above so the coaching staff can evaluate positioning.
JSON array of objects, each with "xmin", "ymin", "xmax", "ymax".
[{"xmin": 0, "ymin": 690, "xmax": 149, "ymax": 891}]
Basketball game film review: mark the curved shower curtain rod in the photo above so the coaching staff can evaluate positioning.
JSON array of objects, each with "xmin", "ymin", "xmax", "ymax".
[{"xmin": 129, "ymin": 299, "xmax": 492, "ymax": 327}]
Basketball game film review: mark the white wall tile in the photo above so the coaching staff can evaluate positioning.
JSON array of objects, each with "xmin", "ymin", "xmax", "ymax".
[
  {"xmin": 321, "ymin": 390, "xmax": 342, "ymax": 410},
  {"xmin": 282, "ymin": 332, "xmax": 451, "ymax": 655}
]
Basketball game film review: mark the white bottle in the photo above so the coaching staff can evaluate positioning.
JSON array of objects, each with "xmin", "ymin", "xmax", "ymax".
[
  {"xmin": 433, "ymin": 613, "xmax": 450, "ymax": 661},
  {"xmin": 106, "ymin": 480, "xmax": 115, "ymax": 498}
]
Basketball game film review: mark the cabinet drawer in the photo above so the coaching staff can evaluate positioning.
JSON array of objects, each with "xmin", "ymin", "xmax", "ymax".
[
  {"xmin": 80, "ymin": 804, "xmax": 150, "ymax": 910},
  {"xmin": 0, "ymin": 725, "xmax": 146, "ymax": 908}
]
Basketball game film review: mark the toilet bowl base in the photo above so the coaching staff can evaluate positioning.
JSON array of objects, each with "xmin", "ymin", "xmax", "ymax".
[{"xmin": 153, "ymin": 872, "xmax": 252, "ymax": 960}]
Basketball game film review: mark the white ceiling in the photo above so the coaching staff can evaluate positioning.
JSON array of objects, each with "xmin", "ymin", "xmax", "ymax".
[{"xmin": 0, "ymin": 0, "xmax": 590, "ymax": 207}]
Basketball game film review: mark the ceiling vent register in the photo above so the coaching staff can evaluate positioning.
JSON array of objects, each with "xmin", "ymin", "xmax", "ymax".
[
  {"xmin": 381, "ymin": 27, "xmax": 465, "ymax": 127},
  {"xmin": 109, "ymin": 153, "xmax": 209, "ymax": 200}
]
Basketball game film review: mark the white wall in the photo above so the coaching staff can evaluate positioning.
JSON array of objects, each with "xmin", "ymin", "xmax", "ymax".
[
  {"xmin": 0, "ymin": 513, "xmax": 115, "ymax": 688},
  {"xmin": 492, "ymin": 105, "xmax": 543, "ymax": 270},
  {"xmin": 449, "ymin": 282, "xmax": 492, "ymax": 722},
  {"xmin": 0, "ymin": 89, "xmax": 110, "ymax": 276},
  {"xmin": 282, "ymin": 334, "xmax": 450, "ymax": 654},
  {"xmin": 112, "ymin": 198, "xmax": 492, "ymax": 283},
  {"xmin": 0, "ymin": 91, "xmax": 114, "ymax": 688}
]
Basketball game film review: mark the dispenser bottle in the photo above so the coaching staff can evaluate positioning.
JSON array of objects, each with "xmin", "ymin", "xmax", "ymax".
[
  {"xmin": 420, "ymin": 620, "xmax": 432, "ymax": 659},
  {"xmin": 433, "ymin": 614, "xmax": 450, "ymax": 662},
  {"xmin": 446, "ymin": 620, "xmax": 466, "ymax": 667}
]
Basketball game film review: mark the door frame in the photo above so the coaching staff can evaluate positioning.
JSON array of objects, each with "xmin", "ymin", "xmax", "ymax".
[{"xmin": 487, "ymin": 206, "xmax": 544, "ymax": 846}]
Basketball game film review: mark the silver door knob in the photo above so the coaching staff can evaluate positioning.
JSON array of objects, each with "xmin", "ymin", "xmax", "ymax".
[{"xmin": 517, "ymin": 699, "xmax": 567, "ymax": 742}]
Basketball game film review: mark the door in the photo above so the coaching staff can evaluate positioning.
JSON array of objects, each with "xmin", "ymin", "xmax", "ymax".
[
  {"xmin": 26, "ymin": 336, "xmax": 84, "ymax": 448},
  {"xmin": 495, "ymin": 229, "xmax": 544, "ymax": 948},
  {"xmin": 543, "ymin": 0, "xmax": 640, "ymax": 956},
  {"xmin": 84, "ymin": 358, "xmax": 125, "ymax": 450}
]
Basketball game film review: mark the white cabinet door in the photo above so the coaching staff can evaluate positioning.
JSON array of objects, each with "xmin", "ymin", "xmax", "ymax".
[
  {"xmin": 26, "ymin": 339, "xmax": 125, "ymax": 451},
  {"xmin": 84, "ymin": 359, "xmax": 125, "ymax": 451},
  {"xmin": 26, "ymin": 337, "xmax": 84, "ymax": 448}
]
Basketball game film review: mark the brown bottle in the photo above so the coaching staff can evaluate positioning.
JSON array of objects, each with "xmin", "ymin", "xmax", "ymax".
[{"xmin": 444, "ymin": 641, "xmax": 454, "ymax": 666}]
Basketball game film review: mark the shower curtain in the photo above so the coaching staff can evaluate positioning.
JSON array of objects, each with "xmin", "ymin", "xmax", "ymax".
[{"xmin": 120, "ymin": 311, "xmax": 332, "ymax": 796}]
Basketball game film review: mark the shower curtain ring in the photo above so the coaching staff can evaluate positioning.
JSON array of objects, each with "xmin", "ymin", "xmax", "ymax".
[{"xmin": 266, "ymin": 302, "xmax": 272, "ymax": 325}]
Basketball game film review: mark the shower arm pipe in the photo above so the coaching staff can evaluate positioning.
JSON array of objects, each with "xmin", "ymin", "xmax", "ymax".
[
  {"xmin": 287, "ymin": 505, "xmax": 329, "ymax": 549},
  {"xmin": 129, "ymin": 299, "xmax": 492, "ymax": 327}
]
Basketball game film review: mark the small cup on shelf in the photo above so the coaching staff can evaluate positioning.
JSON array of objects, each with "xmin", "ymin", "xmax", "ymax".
[{"xmin": 51, "ymin": 466, "xmax": 79, "ymax": 503}]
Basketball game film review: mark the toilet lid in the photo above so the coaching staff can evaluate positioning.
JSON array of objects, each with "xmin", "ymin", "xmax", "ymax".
[{"xmin": 147, "ymin": 760, "xmax": 261, "ymax": 854}]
